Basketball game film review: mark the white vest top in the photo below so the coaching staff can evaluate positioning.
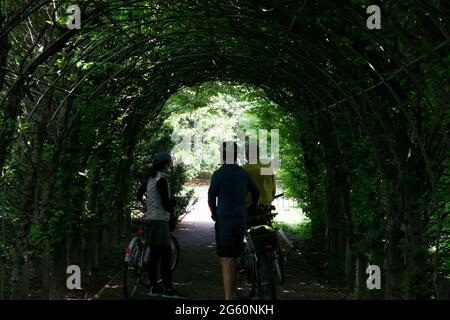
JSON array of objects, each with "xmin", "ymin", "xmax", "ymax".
[{"xmin": 146, "ymin": 171, "xmax": 171, "ymax": 222}]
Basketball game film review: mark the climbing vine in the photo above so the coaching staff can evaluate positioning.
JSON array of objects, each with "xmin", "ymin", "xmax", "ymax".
[{"xmin": 0, "ymin": 0, "xmax": 448, "ymax": 299}]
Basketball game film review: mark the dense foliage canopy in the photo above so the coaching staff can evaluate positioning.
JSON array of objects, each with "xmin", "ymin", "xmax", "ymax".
[{"xmin": 0, "ymin": 0, "xmax": 448, "ymax": 299}]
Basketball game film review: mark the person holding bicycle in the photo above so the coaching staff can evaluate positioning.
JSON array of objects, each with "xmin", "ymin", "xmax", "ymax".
[
  {"xmin": 208, "ymin": 141, "xmax": 260, "ymax": 300},
  {"xmin": 243, "ymin": 142, "xmax": 276, "ymax": 209},
  {"xmin": 136, "ymin": 152, "xmax": 186, "ymax": 299}
]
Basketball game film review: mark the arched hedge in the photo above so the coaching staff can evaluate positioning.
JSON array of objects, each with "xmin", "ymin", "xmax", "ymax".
[{"xmin": 0, "ymin": 0, "xmax": 448, "ymax": 299}]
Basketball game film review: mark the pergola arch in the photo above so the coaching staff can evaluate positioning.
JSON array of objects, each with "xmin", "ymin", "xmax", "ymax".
[{"xmin": 0, "ymin": 0, "xmax": 448, "ymax": 299}]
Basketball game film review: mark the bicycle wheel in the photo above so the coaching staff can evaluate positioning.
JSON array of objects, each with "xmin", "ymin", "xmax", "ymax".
[
  {"xmin": 156, "ymin": 236, "xmax": 180, "ymax": 285},
  {"xmin": 274, "ymin": 251, "xmax": 285, "ymax": 285},
  {"xmin": 170, "ymin": 235, "xmax": 180, "ymax": 271},
  {"xmin": 258, "ymin": 254, "xmax": 277, "ymax": 300},
  {"xmin": 123, "ymin": 240, "xmax": 142, "ymax": 299},
  {"xmin": 236, "ymin": 264, "xmax": 256, "ymax": 299},
  {"xmin": 235, "ymin": 243, "xmax": 256, "ymax": 299}
]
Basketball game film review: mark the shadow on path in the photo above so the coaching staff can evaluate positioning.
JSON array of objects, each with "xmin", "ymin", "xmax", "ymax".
[{"xmin": 96, "ymin": 187, "xmax": 344, "ymax": 300}]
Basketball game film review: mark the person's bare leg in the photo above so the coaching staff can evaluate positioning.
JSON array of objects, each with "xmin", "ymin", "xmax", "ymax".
[{"xmin": 220, "ymin": 257, "xmax": 237, "ymax": 300}]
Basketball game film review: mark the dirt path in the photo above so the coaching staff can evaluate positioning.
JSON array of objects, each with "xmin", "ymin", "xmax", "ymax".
[{"xmin": 96, "ymin": 187, "xmax": 344, "ymax": 300}]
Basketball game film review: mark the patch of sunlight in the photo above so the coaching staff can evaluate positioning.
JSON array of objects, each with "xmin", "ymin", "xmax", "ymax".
[
  {"xmin": 183, "ymin": 183, "xmax": 307, "ymax": 225},
  {"xmin": 182, "ymin": 184, "xmax": 214, "ymax": 223},
  {"xmin": 273, "ymin": 196, "xmax": 306, "ymax": 225},
  {"xmin": 272, "ymin": 182, "xmax": 306, "ymax": 225}
]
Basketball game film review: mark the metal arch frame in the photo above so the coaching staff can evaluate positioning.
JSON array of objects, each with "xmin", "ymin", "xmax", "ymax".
[
  {"xmin": 2, "ymin": 1, "xmax": 446, "ymax": 107},
  {"xmin": 0, "ymin": 0, "xmax": 447, "ymax": 176}
]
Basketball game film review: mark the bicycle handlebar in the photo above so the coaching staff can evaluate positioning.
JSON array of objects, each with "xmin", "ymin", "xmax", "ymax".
[{"xmin": 131, "ymin": 218, "xmax": 148, "ymax": 225}]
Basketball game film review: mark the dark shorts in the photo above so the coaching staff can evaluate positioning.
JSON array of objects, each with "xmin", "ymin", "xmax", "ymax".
[
  {"xmin": 214, "ymin": 217, "xmax": 247, "ymax": 257},
  {"xmin": 145, "ymin": 220, "xmax": 171, "ymax": 246}
]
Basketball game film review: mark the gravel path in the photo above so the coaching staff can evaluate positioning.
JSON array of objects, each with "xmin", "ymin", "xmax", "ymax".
[{"xmin": 96, "ymin": 187, "xmax": 344, "ymax": 300}]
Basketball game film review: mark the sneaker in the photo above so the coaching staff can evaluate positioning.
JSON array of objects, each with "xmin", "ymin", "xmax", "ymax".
[
  {"xmin": 148, "ymin": 285, "xmax": 163, "ymax": 297},
  {"xmin": 162, "ymin": 287, "xmax": 187, "ymax": 299}
]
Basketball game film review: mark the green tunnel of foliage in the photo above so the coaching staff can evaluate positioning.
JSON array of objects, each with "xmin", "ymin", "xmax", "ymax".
[{"xmin": 0, "ymin": 0, "xmax": 449, "ymax": 299}]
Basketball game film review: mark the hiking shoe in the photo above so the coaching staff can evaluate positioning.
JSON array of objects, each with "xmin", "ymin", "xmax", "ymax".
[
  {"xmin": 148, "ymin": 285, "xmax": 163, "ymax": 297},
  {"xmin": 162, "ymin": 288, "xmax": 187, "ymax": 299}
]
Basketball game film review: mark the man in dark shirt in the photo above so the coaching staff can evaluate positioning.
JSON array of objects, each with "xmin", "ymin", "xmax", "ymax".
[{"xmin": 208, "ymin": 141, "xmax": 260, "ymax": 300}]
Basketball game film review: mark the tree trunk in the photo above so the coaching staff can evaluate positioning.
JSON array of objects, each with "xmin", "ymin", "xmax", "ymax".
[
  {"xmin": 355, "ymin": 252, "xmax": 369, "ymax": 298},
  {"xmin": 0, "ymin": 32, "xmax": 10, "ymax": 92},
  {"xmin": 404, "ymin": 178, "xmax": 429, "ymax": 299},
  {"xmin": 385, "ymin": 190, "xmax": 404, "ymax": 299}
]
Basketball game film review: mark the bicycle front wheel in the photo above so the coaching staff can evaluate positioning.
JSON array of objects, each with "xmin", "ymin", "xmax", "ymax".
[{"xmin": 123, "ymin": 241, "xmax": 141, "ymax": 299}]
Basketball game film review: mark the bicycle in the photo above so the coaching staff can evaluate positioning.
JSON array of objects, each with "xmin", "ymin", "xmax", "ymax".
[
  {"xmin": 123, "ymin": 219, "xmax": 180, "ymax": 299},
  {"xmin": 236, "ymin": 194, "xmax": 285, "ymax": 300},
  {"xmin": 254, "ymin": 204, "xmax": 286, "ymax": 285}
]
